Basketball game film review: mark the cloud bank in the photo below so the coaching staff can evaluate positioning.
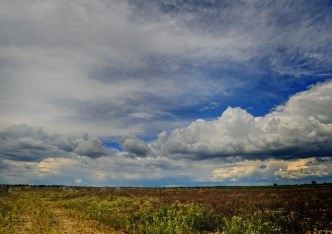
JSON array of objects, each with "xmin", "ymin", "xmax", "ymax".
[
  {"xmin": 2, "ymin": 81, "xmax": 332, "ymax": 186},
  {"xmin": 212, "ymin": 157, "xmax": 331, "ymax": 182},
  {"xmin": 0, "ymin": 124, "xmax": 114, "ymax": 162}
]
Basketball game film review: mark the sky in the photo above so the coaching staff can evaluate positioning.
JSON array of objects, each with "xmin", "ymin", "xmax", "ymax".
[{"xmin": 0, "ymin": 0, "xmax": 332, "ymax": 187}]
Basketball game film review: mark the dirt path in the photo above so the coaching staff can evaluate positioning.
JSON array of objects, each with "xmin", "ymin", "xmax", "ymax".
[
  {"xmin": 15, "ymin": 198, "xmax": 122, "ymax": 234},
  {"xmin": 50, "ymin": 203, "xmax": 125, "ymax": 234}
]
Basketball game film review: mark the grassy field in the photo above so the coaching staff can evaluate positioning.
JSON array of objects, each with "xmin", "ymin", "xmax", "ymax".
[{"xmin": 0, "ymin": 185, "xmax": 331, "ymax": 233}]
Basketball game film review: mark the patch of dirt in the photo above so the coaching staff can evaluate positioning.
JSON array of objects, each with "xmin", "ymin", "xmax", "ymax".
[
  {"xmin": 15, "ymin": 199, "xmax": 122, "ymax": 234},
  {"xmin": 50, "ymin": 207, "xmax": 116, "ymax": 234}
]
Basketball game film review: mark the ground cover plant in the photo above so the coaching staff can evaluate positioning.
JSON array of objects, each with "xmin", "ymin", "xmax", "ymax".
[{"xmin": 0, "ymin": 185, "xmax": 331, "ymax": 233}]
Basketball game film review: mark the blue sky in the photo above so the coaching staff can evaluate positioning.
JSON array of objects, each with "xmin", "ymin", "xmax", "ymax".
[{"xmin": 0, "ymin": 0, "xmax": 332, "ymax": 186}]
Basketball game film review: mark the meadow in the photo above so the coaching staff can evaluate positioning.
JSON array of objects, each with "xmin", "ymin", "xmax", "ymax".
[{"xmin": 0, "ymin": 185, "xmax": 331, "ymax": 233}]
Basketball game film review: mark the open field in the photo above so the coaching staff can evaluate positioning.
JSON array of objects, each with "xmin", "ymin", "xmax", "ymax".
[{"xmin": 1, "ymin": 185, "xmax": 331, "ymax": 233}]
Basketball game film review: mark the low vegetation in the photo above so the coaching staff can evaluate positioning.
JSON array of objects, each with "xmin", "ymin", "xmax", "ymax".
[{"xmin": 1, "ymin": 185, "xmax": 331, "ymax": 233}]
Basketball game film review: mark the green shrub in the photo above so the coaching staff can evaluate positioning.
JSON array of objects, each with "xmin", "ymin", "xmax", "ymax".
[
  {"xmin": 222, "ymin": 209, "xmax": 298, "ymax": 234},
  {"xmin": 222, "ymin": 216, "xmax": 246, "ymax": 234}
]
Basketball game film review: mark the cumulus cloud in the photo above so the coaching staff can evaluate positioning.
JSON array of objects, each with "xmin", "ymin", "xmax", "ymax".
[
  {"xmin": 74, "ymin": 138, "xmax": 108, "ymax": 158},
  {"xmin": 120, "ymin": 136, "xmax": 150, "ymax": 156},
  {"xmin": 152, "ymin": 80, "xmax": 332, "ymax": 159},
  {"xmin": 0, "ymin": 124, "xmax": 114, "ymax": 162}
]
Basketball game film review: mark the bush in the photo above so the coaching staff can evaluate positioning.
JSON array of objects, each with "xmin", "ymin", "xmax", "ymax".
[{"xmin": 222, "ymin": 209, "xmax": 299, "ymax": 234}]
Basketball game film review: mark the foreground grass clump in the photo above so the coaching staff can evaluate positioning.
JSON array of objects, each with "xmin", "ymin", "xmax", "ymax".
[
  {"xmin": 0, "ymin": 195, "xmax": 20, "ymax": 233},
  {"xmin": 62, "ymin": 196, "xmax": 223, "ymax": 233},
  {"xmin": 0, "ymin": 190, "xmax": 58, "ymax": 233},
  {"xmin": 222, "ymin": 210, "xmax": 297, "ymax": 234}
]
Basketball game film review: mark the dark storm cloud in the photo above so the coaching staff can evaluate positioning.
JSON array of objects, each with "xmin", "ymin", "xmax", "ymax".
[
  {"xmin": 74, "ymin": 139, "xmax": 108, "ymax": 159},
  {"xmin": 0, "ymin": 124, "xmax": 113, "ymax": 162},
  {"xmin": 120, "ymin": 136, "xmax": 150, "ymax": 157}
]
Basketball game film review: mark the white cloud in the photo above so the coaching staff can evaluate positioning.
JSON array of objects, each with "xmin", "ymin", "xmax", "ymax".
[
  {"xmin": 212, "ymin": 161, "xmax": 258, "ymax": 181},
  {"xmin": 199, "ymin": 102, "xmax": 219, "ymax": 112},
  {"xmin": 153, "ymin": 80, "xmax": 332, "ymax": 159},
  {"xmin": 74, "ymin": 178, "xmax": 82, "ymax": 184}
]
